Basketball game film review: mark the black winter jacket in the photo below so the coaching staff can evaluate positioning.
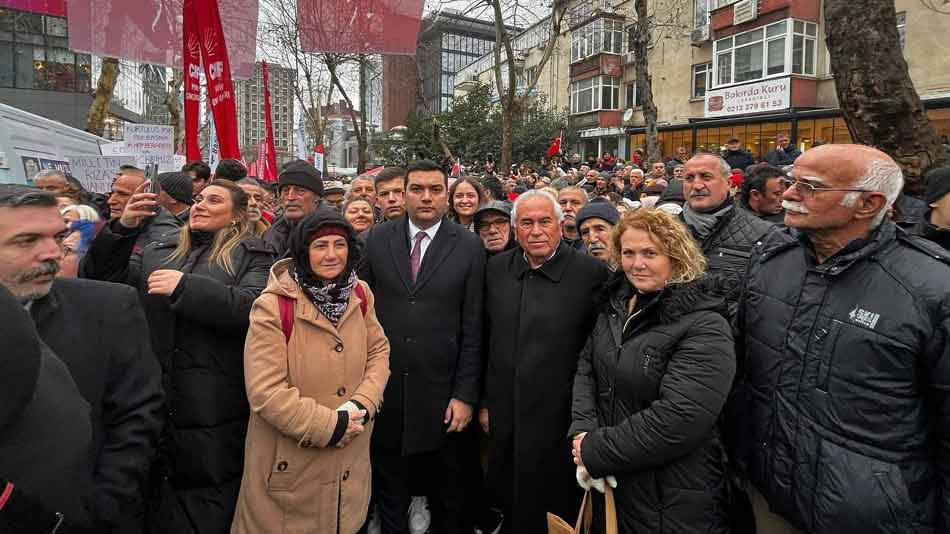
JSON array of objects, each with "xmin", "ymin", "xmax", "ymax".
[
  {"xmin": 32, "ymin": 278, "xmax": 163, "ymax": 533},
  {"xmin": 82, "ymin": 224, "xmax": 273, "ymax": 534},
  {"xmin": 681, "ymin": 202, "xmax": 774, "ymax": 317},
  {"xmin": 911, "ymin": 214, "xmax": 950, "ymax": 250},
  {"xmin": 721, "ymin": 149, "xmax": 756, "ymax": 171},
  {"xmin": 731, "ymin": 221, "xmax": 950, "ymax": 533},
  {"xmin": 262, "ymin": 215, "xmax": 293, "ymax": 258},
  {"xmin": 570, "ymin": 274, "xmax": 734, "ymax": 534}
]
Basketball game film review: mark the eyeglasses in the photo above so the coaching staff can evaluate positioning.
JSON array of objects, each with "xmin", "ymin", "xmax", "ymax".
[{"xmin": 779, "ymin": 178, "xmax": 874, "ymax": 197}]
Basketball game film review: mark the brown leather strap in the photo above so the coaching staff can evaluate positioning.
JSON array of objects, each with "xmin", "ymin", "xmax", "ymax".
[
  {"xmin": 573, "ymin": 490, "xmax": 591, "ymax": 533},
  {"xmin": 603, "ymin": 486, "xmax": 618, "ymax": 534}
]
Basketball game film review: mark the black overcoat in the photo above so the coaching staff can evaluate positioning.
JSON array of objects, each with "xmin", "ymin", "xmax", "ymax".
[
  {"xmin": 482, "ymin": 243, "xmax": 608, "ymax": 533},
  {"xmin": 32, "ymin": 278, "xmax": 164, "ymax": 533},
  {"xmin": 358, "ymin": 216, "xmax": 485, "ymax": 455}
]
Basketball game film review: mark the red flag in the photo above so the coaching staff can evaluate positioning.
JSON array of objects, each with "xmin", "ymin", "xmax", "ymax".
[
  {"xmin": 546, "ymin": 134, "xmax": 562, "ymax": 158},
  {"xmin": 260, "ymin": 61, "xmax": 279, "ymax": 182},
  {"xmin": 183, "ymin": 7, "xmax": 202, "ymax": 161},
  {"xmin": 298, "ymin": 0, "xmax": 424, "ymax": 55},
  {"xmin": 187, "ymin": 0, "xmax": 240, "ymax": 159},
  {"xmin": 0, "ymin": 0, "xmax": 66, "ymax": 16},
  {"xmin": 313, "ymin": 143, "xmax": 325, "ymax": 173},
  {"xmin": 66, "ymin": 0, "xmax": 259, "ymax": 79}
]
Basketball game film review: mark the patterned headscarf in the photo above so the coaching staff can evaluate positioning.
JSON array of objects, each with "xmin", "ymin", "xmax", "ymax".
[{"xmin": 288, "ymin": 207, "xmax": 361, "ymax": 324}]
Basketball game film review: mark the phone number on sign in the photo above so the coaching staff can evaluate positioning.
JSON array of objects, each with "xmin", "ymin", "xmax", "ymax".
[{"xmin": 725, "ymin": 100, "xmax": 786, "ymax": 113}]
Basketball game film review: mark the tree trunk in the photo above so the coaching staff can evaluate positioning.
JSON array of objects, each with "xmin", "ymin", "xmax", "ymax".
[
  {"xmin": 87, "ymin": 57, "xmax": 120, "ymax": 137},
  {"xmin": 824, "ymin": 0, "xmax": 947, "ymax": 194},
  {"xmin": 501, "ymin": 111, "xmax": 514, "ymax": 176},
  {"xmin": 634, "ymin": 0, "xmax": 662, "ymax": 165},
  {"xmin": 167, "ymin": 68, "xmax": 184, "ymax": 153}
]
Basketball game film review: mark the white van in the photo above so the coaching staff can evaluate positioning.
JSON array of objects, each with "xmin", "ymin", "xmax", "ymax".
[{"xmin": 0, "ymin": 103, "xmax": 106, "ymax": 185}]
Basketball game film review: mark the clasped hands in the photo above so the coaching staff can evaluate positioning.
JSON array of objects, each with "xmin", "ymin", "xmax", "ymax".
[{"xmin": 572, "ymin": 432, "xmax": 617, "ymax": 493}]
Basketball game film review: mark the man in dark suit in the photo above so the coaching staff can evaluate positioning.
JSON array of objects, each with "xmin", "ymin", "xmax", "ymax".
[
  {"xmin": 0, "ymin": 184, "xmax": 164, "ymax": 533},
  {"xmin": 359, "ymin": 160, "xmax": 485, "ymax": 534}
]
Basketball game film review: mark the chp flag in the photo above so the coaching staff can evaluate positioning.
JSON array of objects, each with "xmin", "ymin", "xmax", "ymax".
[
  {"xmin": 298, "ymin": 0, "xmax": 424, "ymax": 55},
  {"xmin": 66, "ymin": 0, "xmax": 259, "ymax": 79}
]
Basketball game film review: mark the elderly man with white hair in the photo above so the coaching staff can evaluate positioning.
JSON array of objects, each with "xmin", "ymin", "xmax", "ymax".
[
  {"xmin": 729, "ymin": 144, "xmax": 950, "ymax": 534},
  {"xmin": 481, "ymin": 190, "xmax": 609, "ymax": 532}
]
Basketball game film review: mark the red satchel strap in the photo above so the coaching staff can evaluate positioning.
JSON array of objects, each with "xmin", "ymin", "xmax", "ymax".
[
  {"xmin": 354, "ymin": 282, "xmax": 367, "ymax": 316},
  {"xmin": 278, "ymin": 295, "xmax": 294, "ymax": 343}
]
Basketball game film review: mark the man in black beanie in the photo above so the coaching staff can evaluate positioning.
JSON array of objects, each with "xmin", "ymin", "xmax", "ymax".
[
  {"xmin": 912, "ymin": 165, "xmax": 950, "ymax": 250},
  {"xmin": 262, "ymin": 160, "xmax": 324, "ymax": 257},
  {"xmin": 156, "ymin": 171, "xmax": 194, "ymax": 223},
  {"xmin": 576, "ymin": 201, "xmax": 620, "ymax": 266}
]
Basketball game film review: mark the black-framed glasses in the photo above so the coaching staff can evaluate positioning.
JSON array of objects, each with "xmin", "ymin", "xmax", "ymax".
[{"xmin": 779, "ymin": 178, "xmax": 874, "ymax": 197}]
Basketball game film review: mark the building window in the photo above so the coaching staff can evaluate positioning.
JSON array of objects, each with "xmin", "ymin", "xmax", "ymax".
[
  {"xmin": 571, "ymin": 75, "xmax": 619, "ymax": 114},
  {"xmin": 692, "ymin": 62, "xmax": 711, "ymax": 98},
  {"xmin": 896, "ymin": 12, "xmax": 906, "ymax": 51},
  {"xmin": 571, "ymin": 18, "xmax": 624, "ymax": 63},
  {"xmin": 713, "ymin": 19, "xmax": 816, "ymax": 87},
  {"xmin": 694, "ymin": 0, "xmax": 709, "ymax": 29},
  {"xmin": 625, "ymin": 81, "xmax": 643, "ymax": 108}
]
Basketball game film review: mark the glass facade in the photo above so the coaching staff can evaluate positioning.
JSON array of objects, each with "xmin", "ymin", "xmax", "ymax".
[
  {"xmin": 0, "ymin": 8, "xmax": 91, "ymax": 92},
  {"xmin": 571, "ymin": 75, "xmax": 620, "ymax": 114},
  {"xmin": 429, "ymin": 31, "xmax": 494, "ymax": 114}
]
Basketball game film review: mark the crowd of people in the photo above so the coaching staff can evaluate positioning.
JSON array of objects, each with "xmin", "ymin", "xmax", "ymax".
[{"xmin": 2, "ymin": 135, "xmax": 950, "ymax": 534}]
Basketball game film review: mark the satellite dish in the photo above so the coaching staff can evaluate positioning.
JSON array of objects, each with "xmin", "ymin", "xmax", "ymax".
[{"xmin": 623, "ymin": 109, "xmax": 634, "ymax": 122}]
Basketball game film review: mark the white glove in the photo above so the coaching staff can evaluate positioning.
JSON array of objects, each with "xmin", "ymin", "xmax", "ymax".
[
  {"xmin": 337, "ymin": 400, "xmax": 359, "ymax": 412},
  {"xmin": 575, "ymin": 466, "xmax": 618, "ymax": 493}
]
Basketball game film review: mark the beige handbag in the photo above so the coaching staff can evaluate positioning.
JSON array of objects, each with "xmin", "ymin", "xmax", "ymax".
[{"xmin": 547, "ymin": 487, "xmax": 618, "ymax": 534}]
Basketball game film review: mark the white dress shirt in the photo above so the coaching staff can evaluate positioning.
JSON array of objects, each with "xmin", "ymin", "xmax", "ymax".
[{"xmin": 408, "ymin": 218, "xmax": 442, "ymax": 263}]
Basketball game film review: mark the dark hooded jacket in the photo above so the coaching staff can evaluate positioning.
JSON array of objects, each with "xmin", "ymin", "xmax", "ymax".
[
  {"xmin": 731, "ymin": 221, "xmax": 950, "ymax": 533},
  {"xmin": 81, "ymin": 222, "xmax": 273, "ymax": 534},
  {"xmin": 911, "ymin": 213, "xmax": 950, "ymax": 250},
  {"xmin": 570, "ymin": 273, "xmax": 734, "ymax": 534}
]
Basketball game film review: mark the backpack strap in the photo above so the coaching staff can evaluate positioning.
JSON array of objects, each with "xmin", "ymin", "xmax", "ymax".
[
  {"xmin": 354, "ymin": 283, "xmax": 368, "ymax": 316},
  {"xmin": 278, "ymin": 295, "xmax": 294, "ymax": 343}
]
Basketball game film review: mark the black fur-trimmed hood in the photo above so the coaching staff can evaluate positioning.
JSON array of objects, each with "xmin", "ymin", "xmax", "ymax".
[{"xmin": 607, "ymin": 270, "xmax": 731, "ymax": 324}]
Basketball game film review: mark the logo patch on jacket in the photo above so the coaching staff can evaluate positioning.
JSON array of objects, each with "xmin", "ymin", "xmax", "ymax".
[{"xmin": 848, "ymin": 306, "xmax": 880, "ymax": 330}]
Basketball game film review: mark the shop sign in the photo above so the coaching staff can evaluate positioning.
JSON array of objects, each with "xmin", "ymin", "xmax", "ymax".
[
  {"xmin": 704, "ymin": 76, "xmax": 790, "ymax": 118},
  {"xmin": 733, "ymin": 0, "xmax": 758, "ymax": 25}
]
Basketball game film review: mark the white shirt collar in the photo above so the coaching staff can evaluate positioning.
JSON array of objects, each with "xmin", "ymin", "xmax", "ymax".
[
  {"xmin": 408, "ymin": 217, "xmax": 442, "ymax": 242},
  {"xmin": 523, "ymin": 247, "xmax": 558, "ymax": 269}
]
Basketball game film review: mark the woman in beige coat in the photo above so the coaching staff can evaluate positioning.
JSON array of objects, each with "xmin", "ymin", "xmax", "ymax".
[{"xmin": 232, "ymin": 208, "xmax": 390, "ymax": 534}]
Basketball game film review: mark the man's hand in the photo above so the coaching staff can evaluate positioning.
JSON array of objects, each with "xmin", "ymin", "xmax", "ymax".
[
  {"xmin": 444, "ymin": 398, "xmax": 472, "ymax": 433},
  {"xmin": 119, "ymin": 181, "xmax": 158, "ymax": 229},
  {"xmin": 147, "ymin": 270, "xmax": 184, "ymax": 296},
  {"xmin": 478, "ymin": 407, "xmax": 490, "ymax": 435}
]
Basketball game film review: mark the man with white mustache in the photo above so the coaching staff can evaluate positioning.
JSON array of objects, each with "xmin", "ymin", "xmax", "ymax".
[
  {"xmin": 576, "ymin": 201, "xmax": 620, "ymax": 269},
  {"xmin": 680, "ymin": 153, "xmax": 774, "ymax": 316},
  {"xmin": 729, "ymin": 144, "xmax": 950, "ymax": 534}
]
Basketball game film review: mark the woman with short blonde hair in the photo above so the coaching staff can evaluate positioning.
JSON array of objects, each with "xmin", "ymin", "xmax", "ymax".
[{"xmin": 570, "ymin": 208, "xmax": 734, "ymax": 534}]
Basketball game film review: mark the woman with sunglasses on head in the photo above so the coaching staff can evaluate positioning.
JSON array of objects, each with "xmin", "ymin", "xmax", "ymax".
[{"xmin": 82, "ymin": 178, "xmax": 274, "ymax": 533}]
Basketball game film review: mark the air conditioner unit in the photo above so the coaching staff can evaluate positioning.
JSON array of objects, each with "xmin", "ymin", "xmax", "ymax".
[
  {"xmin": 691, "ymin": 25, "xmax": 710, "ymax": 46},
  {"xmin": 623, "ymin": 51, "xmax": 637, "ymax": 64}
]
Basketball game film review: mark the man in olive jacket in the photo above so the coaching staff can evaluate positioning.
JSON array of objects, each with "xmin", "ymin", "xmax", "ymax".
[{"xmin": 359, "ymin": 160, "xmax": 485, "ymax": 534}]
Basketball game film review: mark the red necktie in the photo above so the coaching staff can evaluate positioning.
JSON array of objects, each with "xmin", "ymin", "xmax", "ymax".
[{"xmin": 409, "ymin": 231, "xmax": 426, "ymax": 283}]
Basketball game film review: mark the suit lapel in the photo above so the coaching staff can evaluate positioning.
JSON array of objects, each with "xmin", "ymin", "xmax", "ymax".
[
  {"xmin": 388, "ymin": 216, "xmax": 413, "ymax": 291},
  {"xmin": 414, "ymin": 220, "xmax": 458, "ymax": 291}
]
